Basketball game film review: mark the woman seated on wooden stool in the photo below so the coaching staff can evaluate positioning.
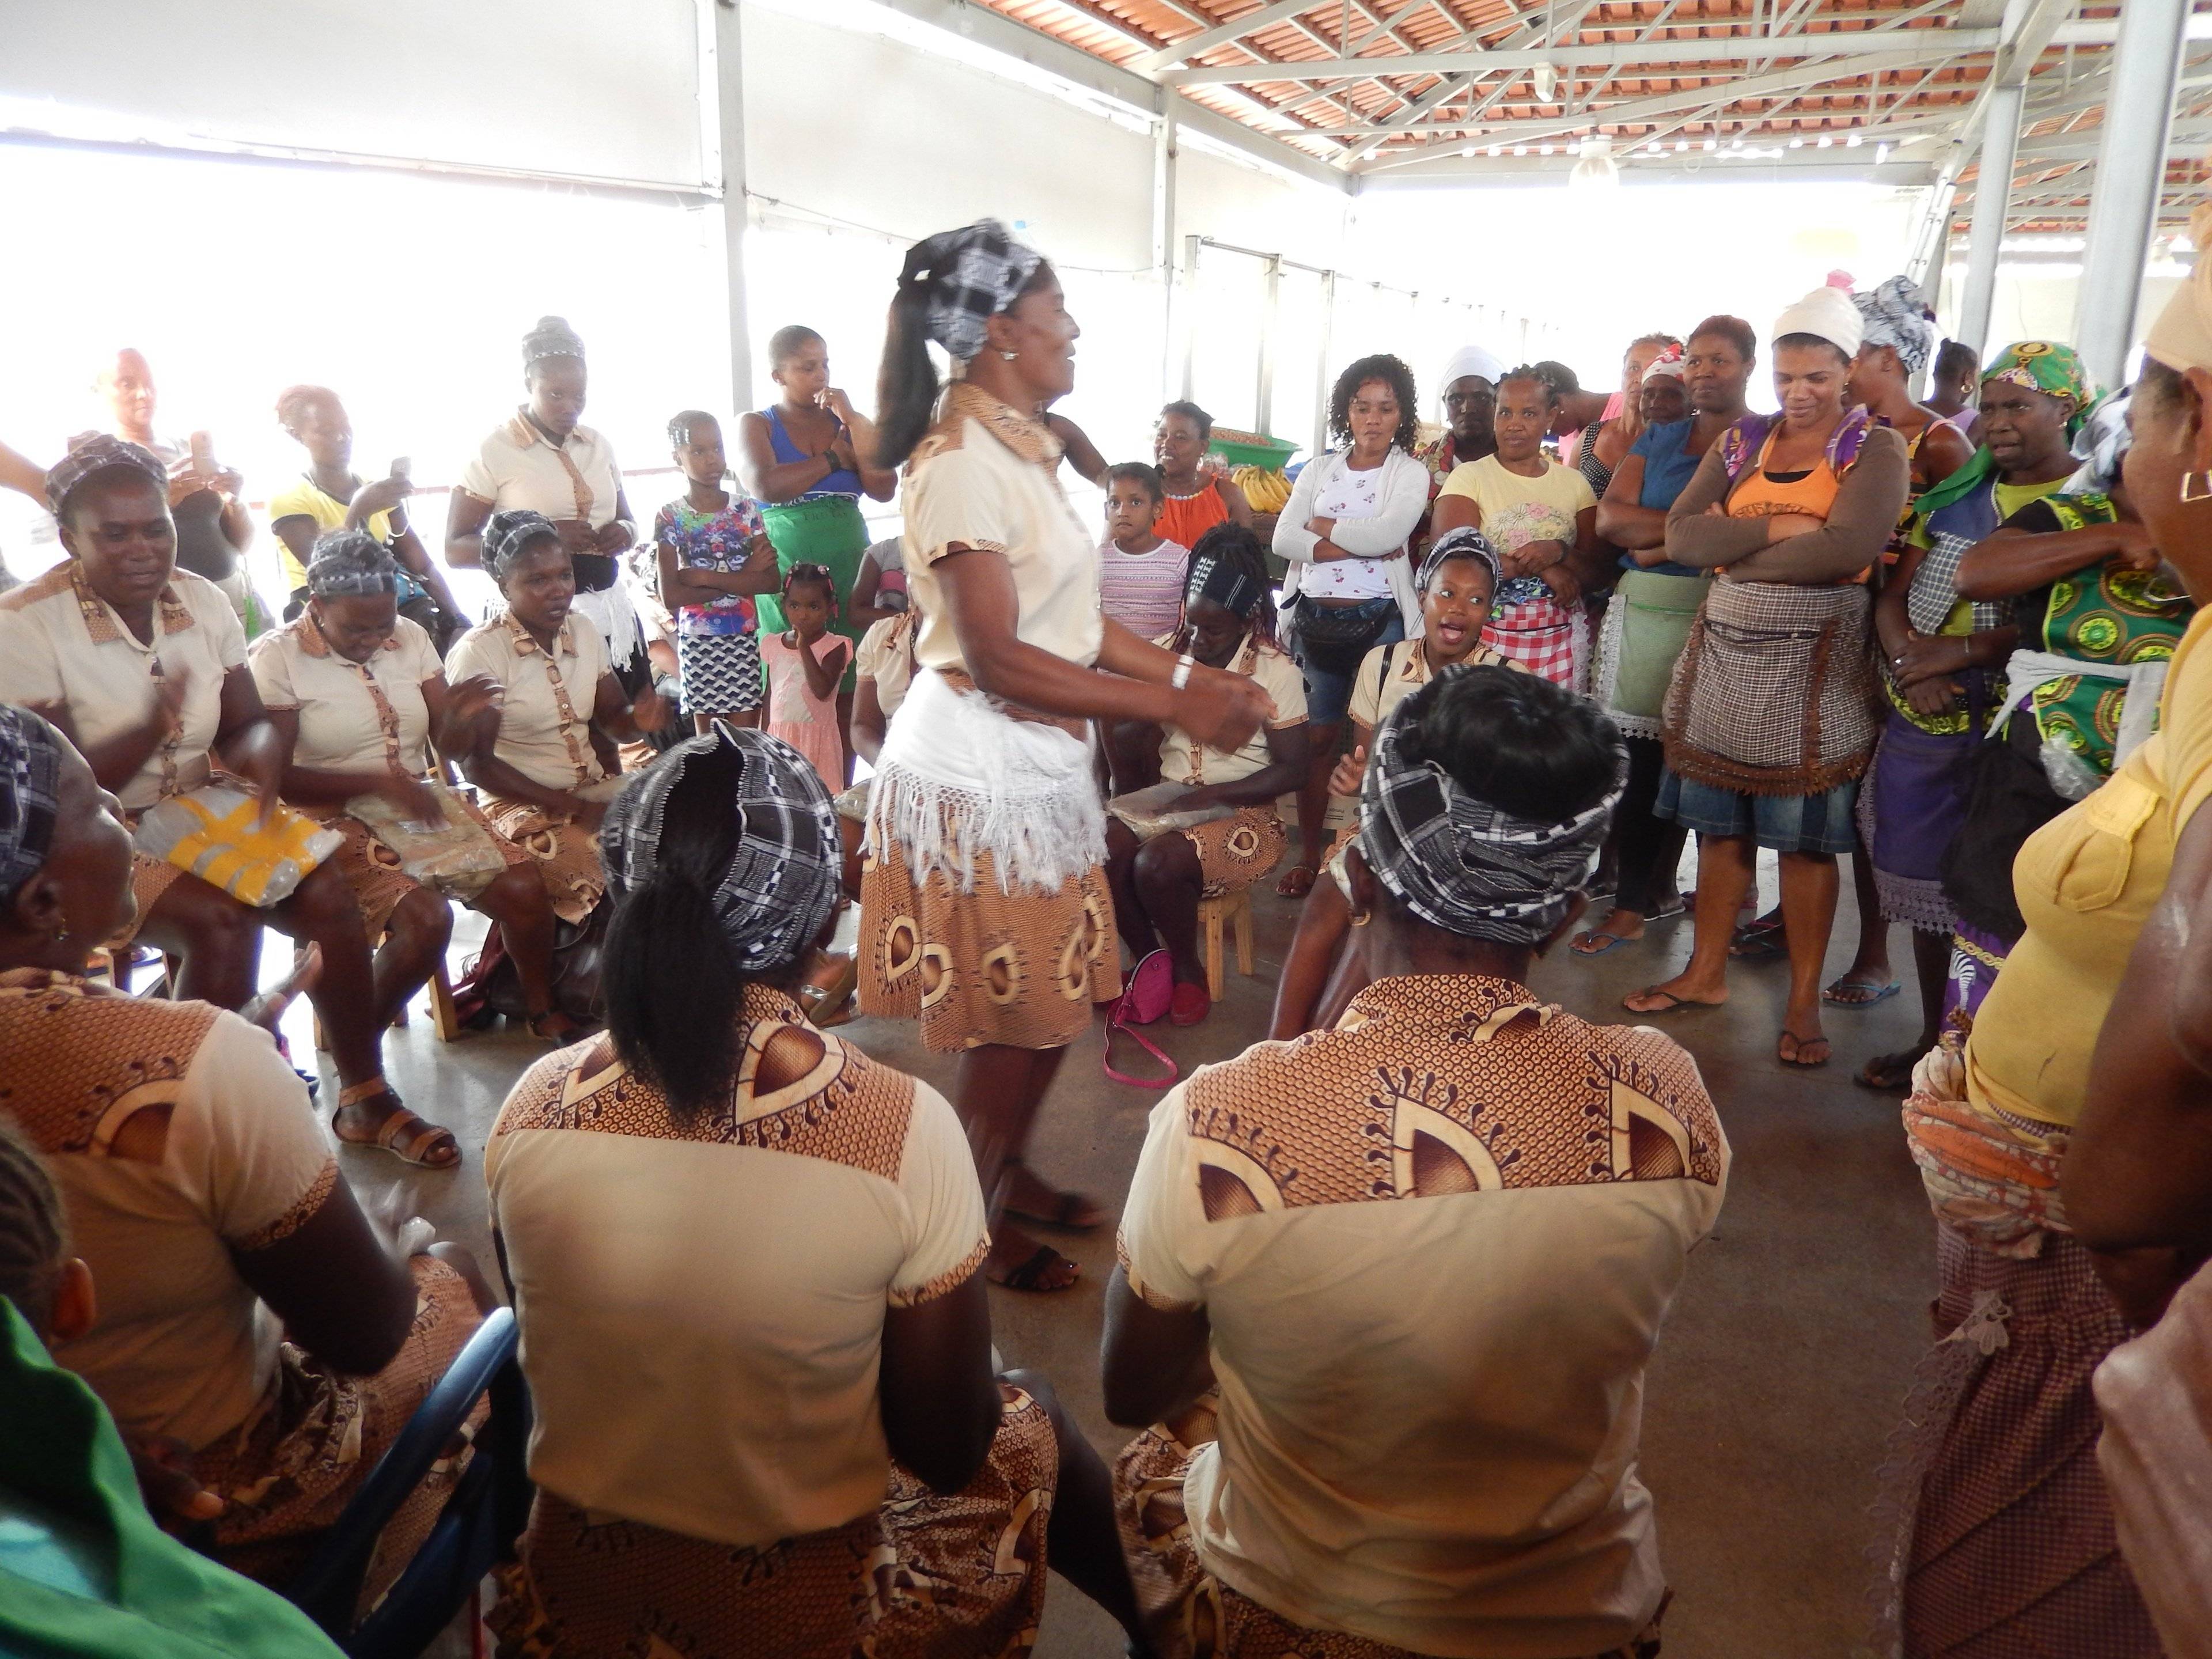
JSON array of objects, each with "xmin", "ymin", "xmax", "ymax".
[
  {"xmin": 251, "ymin": 530, "xmax": 575, "ymax": 1043},
  {"xmin": 1103, "ymin": 525, "xmax": 1307, "ymax": 1026}
]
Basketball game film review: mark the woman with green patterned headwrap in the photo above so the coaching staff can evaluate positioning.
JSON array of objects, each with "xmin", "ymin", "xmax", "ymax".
[{"xmin": 1857, "ymin": 342, "xmax": 2097, "ymax": 1091}]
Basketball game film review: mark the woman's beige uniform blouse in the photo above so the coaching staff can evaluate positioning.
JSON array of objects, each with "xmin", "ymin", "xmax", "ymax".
[
  {"xmin": 0, "ymin": 566, "xmax": 246, "ymax": 809},
  {"xmin": 445, "ymin": 613, "xmax": 611, "ymax": 793},
  {"xmin": 902, "ymin": 383, "xmax": 1103, "ymax": 675},
  {"xmin": 249, "ymin": 615, "xmax": 444, "ymax": 775}
]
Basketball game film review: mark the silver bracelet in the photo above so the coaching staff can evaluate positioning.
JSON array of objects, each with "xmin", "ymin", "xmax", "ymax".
[{"xmin": 1171, "ymin": 654, "xmax": 1196, "ymax": 691}]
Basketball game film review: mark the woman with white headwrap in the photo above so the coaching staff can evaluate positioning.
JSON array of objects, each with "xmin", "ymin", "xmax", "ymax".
[
  {"xmin": 1620, "ymin": 285, "xmax": 1908, "ymax": 1070},
  {"xmin": 1412, "ymin": 344, "xmax": 1505, "ymax": 551},
  {"xmin": 485, "ymin": 725, "xmax": 1149, "ymax": 1656},
  {"xmin": 1864, "ymin": 233, "xmax": 2212, "ymax": 1657},
  {"xmin": 862, "ymin": 221, "xmax": 1271, "ymax": 1293},
  {"xmin": 1571, "ymin": 332, "xmax": 1683, "ymax": 500}
]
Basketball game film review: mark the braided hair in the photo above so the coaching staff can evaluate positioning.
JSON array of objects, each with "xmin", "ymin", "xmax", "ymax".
[
  {"xmin": 0, "ymin": 1114, "xmax": 68, "ymax": 1328},
  {"xmin": 667, "ymin": 409, "xmax": 718, "ymax": 448},
  {"xmin": 1173, "ymin": 522, "xmax": 1275, "ymax": 650},
  {"xmin": 523, "ymin": 315, "xmax": 586, "ymax": 373}
]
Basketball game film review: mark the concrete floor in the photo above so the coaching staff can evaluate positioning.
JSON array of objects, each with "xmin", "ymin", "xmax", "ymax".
[{"xmin": 300, "ymin": 850, "xmax": 1937, "ymax": 1658}]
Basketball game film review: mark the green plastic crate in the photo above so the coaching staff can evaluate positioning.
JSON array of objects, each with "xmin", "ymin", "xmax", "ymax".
[{"xmin": 1209, "ymin": 432, "xmax": 1297, "ymax": 471}]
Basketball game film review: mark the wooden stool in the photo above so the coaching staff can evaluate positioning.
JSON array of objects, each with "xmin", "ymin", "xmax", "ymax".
[{"xmin": 1197, "ymin": 885, "xmax": 1255, "ymax": 1002}]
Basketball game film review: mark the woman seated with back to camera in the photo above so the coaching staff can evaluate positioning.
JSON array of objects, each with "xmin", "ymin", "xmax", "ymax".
[
  {"xmin": 0, "ymin": 437, "xmax": 457, "ymax": 1167},
  {"xmin": 250, "ymin": 531, "xmax": 575, "ymax": 1043},
  {"xmin": 484, "ymin": 725, "xmax": 1144, "ymax": 1659},
  {"xmin": 0, "ymin": 707, "xmax": 492, "ymax": 1594},
  {"xmin": 1104, "ymin": 665, "xmax": 1728, "ymax": 1659},
  {"xmin": 444, "ymin": 511, "xmax": 673, "ymax": 930},
  {"xmin": 1104, "ymin": 526, "xmax": 1307, "ymax": 1027}
]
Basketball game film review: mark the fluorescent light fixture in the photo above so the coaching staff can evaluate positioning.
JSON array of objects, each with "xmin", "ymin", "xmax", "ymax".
[
  {"xmin": 1539, "ymin": 143, "xmax": 1555, "ymax": 156},
  {"xmin": 1703, "ymin": 137, "xmax": 1717, "ymax": 151},
  {"xmin": 1846, "ymin": 132, "xmax": 1862, "ymax": 147},
  {"xmin": 1675, "ymin": 139, "xmax": 1688, "ymax": 152},
  {"xmin": 1513, "ymin": 144, "xmax": 1529, "ymax": 156},
  {"xmin": 1816, "ymin": 134, "xmax": 1832, "ymax": 147},
  {"xmin": 1877, "ymin": 142, "xmax": 1891, "ymax": 164},
  {"xmin": 1789, "ymin": 137, "xmax": 1804, "ymax": 149},
  {"xmin": 1487, "ymin": 143, "xmax": 1502, "ymax": 156}
]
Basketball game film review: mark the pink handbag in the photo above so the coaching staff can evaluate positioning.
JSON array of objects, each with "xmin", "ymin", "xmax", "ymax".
[{"xmin": 1103, "ymin": 949, "xmax": 1176, "ymax": 1088}]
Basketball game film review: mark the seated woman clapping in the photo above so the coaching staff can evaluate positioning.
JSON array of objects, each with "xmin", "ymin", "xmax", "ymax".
[
  {"xmin": 0, "ymin": 707, "xmax": 491, "ymax": 1595},
  {"xmin": 1104, "ymin": 525, "xmax": 1307, "ymax": 1027},
  {"xmin": 250, "ymin": 532, "xmax": 574, "ymax": 1042},
  {"xmin": 484, "ymin": 726, "xmax": 1142, "ymax": 1658},
  {"xmin": 444, "ymin": 511, "xmax": 672, "ymax": 929},
  {"xmin": 1104, "ymin": 666, "xmax": 1729, "ymax": 1659},
  {"xmin": 0, "ymin": 437, "xmax": 456, "ymax": 1168}
]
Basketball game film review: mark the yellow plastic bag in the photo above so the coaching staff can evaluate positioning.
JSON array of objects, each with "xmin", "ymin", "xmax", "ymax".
[{"xmin": 133, "ymin": 783, "xmax": 343, "ymax": 908}]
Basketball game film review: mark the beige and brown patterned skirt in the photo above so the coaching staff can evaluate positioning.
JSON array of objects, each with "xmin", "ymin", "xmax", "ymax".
[
  {"xmin": 113, "ymin": 851, "xmax": 190, "ymax": 946},
  {"xmin": 195, "ymin": 1256, "xmax": 484, "ymax": 1611},
  {"xmin": 1115, "ymin": 1399, "xmax": 1665, "ymax": 1659},
  {"xmin": 860, "ymin": 847, "xmax": 1119, "ymax": 1054},
  {"xmin": 1184, "ymin": 809, "xmax": 1287, "ymax": 899},
  {"xmin": 490, "ymin": 1384, "xmax": 1058, "ymax": 1659},
  {"xmin": 477, "ymin": 796, "xmax": 609, "ymax": 926}
]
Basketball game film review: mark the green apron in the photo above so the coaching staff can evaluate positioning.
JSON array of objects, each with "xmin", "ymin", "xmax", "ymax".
[
  {"xmin": 1607, "ymin": 570, "xmax": 1710, "ymax": 722},
  {"xmin": 756, "ymin": 494, "xmax": 869, "ymax": 692}
]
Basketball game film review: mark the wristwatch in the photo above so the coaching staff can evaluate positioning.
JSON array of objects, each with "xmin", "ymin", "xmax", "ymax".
[{"xmin": 1171, "ymin": 654, "xmax": 1196, "ymax": 691}]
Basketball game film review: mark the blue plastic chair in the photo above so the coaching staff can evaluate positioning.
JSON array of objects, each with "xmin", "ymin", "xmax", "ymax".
[{"xmin": 286, "ymin": 1306, "xmax": 533, "ymax": 1658}]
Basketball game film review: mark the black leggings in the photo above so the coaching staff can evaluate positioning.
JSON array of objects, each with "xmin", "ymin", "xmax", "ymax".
[{"xmin": 1614, "ymin": 736, "xmax": 1690, "ymax": 915}]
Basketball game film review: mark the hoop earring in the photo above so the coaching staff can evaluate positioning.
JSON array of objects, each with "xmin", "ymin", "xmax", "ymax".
[
  {"xmin": 1348, "ymin": 909, "xmax": 1372, "ymax": 928},
  {"xmin": 2183, "ymin": 472, "xmax": 2212, "ymax": 504}
]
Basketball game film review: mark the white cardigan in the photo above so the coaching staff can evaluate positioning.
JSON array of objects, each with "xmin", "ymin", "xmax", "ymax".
[{"xmin": 1271, "ymin": 446, "xmax": 1427, "ymax": 638}]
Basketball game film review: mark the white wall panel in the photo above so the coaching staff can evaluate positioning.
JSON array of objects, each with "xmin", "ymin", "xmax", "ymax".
[{"xmin": 0, "ymin": 0, "xmax": 706, "ymax": 186}]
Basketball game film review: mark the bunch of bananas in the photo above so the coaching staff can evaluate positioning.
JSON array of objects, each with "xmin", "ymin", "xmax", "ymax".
[{"xmin": 1232, "ymin": 464, "xmax": 1293, "ymax": 513}]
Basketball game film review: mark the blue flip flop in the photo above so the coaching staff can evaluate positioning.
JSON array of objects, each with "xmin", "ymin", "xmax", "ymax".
[
  {"xmin": 1824, "ymin": 973, "xmax": 1902, "ymax": 1007},
  {"xmin": 1571, "ymin": 929, "xmax": 1637, "ymax": 957}
]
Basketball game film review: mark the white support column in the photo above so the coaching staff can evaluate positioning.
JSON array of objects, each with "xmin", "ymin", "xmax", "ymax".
[
  {"xmin": 1181, "ymin": 234, "xmax": 1203, "ymax": 400},
  {"xmin": 700, "ymin": 0, "xmax": 753, "ymax": 418},
  {"xmin": 1256, "ymin": 255, "xmax": 1282, "ymax": 437},
  {"xmin": 2072, "ymin": 0, "xmax": 2192, "ymax": 388},
  {"xmin": 1312, "ymin": 270, "xmax": 1336, "ymax": 461},
  {"xmin": 1153, "ymin": 106, "xmax": 1179, "ymax": 409},
  {"xmin": 1957, "ymin": 79, "xmax": 2022, "ymax": 359}
]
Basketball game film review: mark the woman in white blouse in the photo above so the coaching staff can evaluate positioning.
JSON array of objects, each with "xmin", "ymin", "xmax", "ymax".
[
  {"xmin": 1271, "ymin": 353, "xmax": 1430, "ymax": 896},
  {"xmin": 445, "ymin": 512, "xmax": 671, "ymax": 930},
  {"xmin": 0, "ymin": 438, "xmax": 454, "ymax": 1168},
  {"xmin": 251, "ymin": 533, "xmax": 574, "ymax": 1043}
]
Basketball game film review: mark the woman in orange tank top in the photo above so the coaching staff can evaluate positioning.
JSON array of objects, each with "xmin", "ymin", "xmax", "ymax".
[
  {"xmin": 1153, "ymin": 400, "xmax": 1252, "ymax": 549},
  {"xmin": 1620, "ymin": 288, "xmax": 1909, "ymax": 1070}
]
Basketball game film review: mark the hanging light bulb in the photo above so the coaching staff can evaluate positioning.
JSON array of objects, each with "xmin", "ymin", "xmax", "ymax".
[{"xmin": 1569, "ymin": 134, "xmax": 1620, "ymax": 191}]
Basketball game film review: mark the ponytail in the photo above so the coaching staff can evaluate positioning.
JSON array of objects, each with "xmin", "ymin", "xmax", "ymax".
[
  {"xmin": 876, "ymin": 281, "xmax": 941, "ymax": 471},
  {"xmin": 603, "ymin": 861, "xmax": 745, "ymax": 1122}
]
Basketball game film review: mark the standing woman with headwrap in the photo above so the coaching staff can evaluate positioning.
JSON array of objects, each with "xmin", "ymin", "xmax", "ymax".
[
  {"xmin": 863, "ymin": 220, "xmax": 1270, "ymax": 1293},
  {"xmin": 249, "ymin": 532, "xmax": 575, "ymax": 1043},
  {"xmin": 1412, "ymin": 345, "xmax": 1503, "ymax": 553},
  {"xmin": 0, "ymin": 438, "xmax": 458, "ymax": 1166},
  {"xmin": 1855, "ymin": 343, "xmax": 2096, "ymax": 1092},
  {"xmin": 1622, "ymin": 287, "xmax": 1909, "ymax": 1070},
  {"xmin": 446, "ymin": 318, "xmax": 647, "ymax": 686},
  {"xmin": 1573, "ymin": 332, "xmax": 1683, "ymax": 499}
]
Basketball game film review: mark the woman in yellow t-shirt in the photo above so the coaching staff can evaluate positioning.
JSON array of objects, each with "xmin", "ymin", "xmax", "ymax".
[
  {"xmin": 1881, "ymin": 273, "xmax": 2212, "ymax": 1654},
  {"xmin": 267, "ymin": 387, "xmax": 465, "ymax": 649}
]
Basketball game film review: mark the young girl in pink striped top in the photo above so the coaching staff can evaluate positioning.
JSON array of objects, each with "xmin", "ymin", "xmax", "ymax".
[{"xmin": 1097, "ymin": 463, "xmax": 1190, "ymax": 639}]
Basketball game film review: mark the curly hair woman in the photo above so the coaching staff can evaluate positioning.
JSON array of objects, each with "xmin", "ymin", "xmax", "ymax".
[{"xmin": 1271, "ymin": 352, "xmax": 1430, "ymax": 896}]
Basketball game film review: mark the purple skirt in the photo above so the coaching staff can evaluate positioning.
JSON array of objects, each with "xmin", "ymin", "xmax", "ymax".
[{"xmin": 1863, "ymin": 711, "xmax": 1976, "ymax": 933}]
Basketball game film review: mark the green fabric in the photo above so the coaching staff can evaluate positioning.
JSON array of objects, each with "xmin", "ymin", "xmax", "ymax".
[
  {"xmin": 2020, "ymin": 492, "xmax": 2194, "ymax": 776},
  {"xmin": 0, "ymin": 1302, "xmax": 343, "ymax": 1658},
  {"xmin": 1609, "ymin": 570, "xmax": 1709, "ymax": 720},
  {"xmin": 755, "ymin": 494, "xmax": 869, "ymax": 693}
]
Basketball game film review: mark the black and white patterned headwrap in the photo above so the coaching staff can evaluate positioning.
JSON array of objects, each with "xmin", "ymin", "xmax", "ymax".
[
  {"xmin": 523, "ymin": 315, "xmax": 586, "ymax": 368},
  {"xmin": 1357, "ymin": 670, "xmax": 1623, "ymax": 945},
  {"xmin": 306, "ymin": 529, "xmax": 399, "ymax": 599},
  {"xmin": 600, "ymin": 725, "xmax": 842, "ymax": 976},
  {"xmin": 44, "ymin": 434, "xmax": 168, "ymax": 521},
  {"xmin": 899, "ymin": 219, "xmax": 1043, "ymax": 363},
  {"xmin": 1416, "ymin": 526, "xmax": 1503, "ymax": 597},
  {"xmin": 0, "ymin": 707, "xmax": 64, "ymax": 902},
  {"xmin": 483, "ymin": 510, "xmax": 562, "ymax": 581},
  {"xmin": 1851, "ymin": 275, "xmax": 1937, "ymax": 377},
  {"xmin": 1184, "ymin": 551, "xmax": 1266, "ymax": 620}
]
